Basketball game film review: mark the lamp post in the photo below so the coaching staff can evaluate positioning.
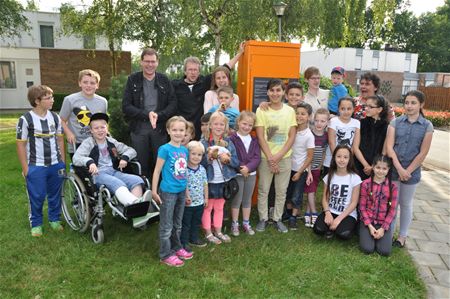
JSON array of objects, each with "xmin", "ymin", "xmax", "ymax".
[{"xmin": 273, "ymin": 1, "xmax": 287, "ymax": 42}]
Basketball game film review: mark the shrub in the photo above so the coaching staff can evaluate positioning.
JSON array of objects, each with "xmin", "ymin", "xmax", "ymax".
[
  {"xmin": 108, "ymin": 73, "xmax": 130, "ymax": 144},
  {"xmin": 393, "ymin": 107, "xmax": 450, "ymax": 127}
]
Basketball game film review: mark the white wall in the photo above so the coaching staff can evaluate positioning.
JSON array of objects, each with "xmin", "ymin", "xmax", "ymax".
[
  {"xmin": 0, "ymin": 48, "xmax": 40, "ymax": 109},
  {"xmin": 0, "ymin": 11, "xmax": 109, "ymax": 50}
]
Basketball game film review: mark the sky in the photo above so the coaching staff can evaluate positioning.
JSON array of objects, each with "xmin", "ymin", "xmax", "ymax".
[{"xmin": 18, "ymin": 0, "xmax": 446, "ymax": 54}]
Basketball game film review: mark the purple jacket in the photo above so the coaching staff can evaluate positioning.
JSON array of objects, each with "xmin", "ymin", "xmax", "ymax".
[{"xmin": 230, "ymin": 132, "xmax": 261, "ymax": 173}]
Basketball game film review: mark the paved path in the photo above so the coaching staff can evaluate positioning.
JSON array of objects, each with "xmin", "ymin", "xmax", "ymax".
[{"xmin": 405, "ymin": 128, "xmax": 450, "ymax": 299}]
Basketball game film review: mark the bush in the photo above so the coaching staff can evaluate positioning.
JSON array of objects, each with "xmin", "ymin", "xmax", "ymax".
[
  {"xmin": 393, "ymin": 107, "xmax": 450, "ymax": 127},
  {"xmin": 108, "ymin": 73, "xmax": 130, "ymax": 144}
]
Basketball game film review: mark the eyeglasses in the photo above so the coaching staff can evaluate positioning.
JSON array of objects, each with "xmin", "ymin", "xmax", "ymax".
[
  {"xmin": 309, "ymin": 76, "xmax": 321, "ymax": 80},
  {"xmin": 41, "ymin": 96, "xmax": 54, "ymax": 101},
  {"xmin": 366, "ymin": 105, "xmax": 379, "ymax": 109}
]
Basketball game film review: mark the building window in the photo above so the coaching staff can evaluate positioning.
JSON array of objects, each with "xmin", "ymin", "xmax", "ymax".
[
  {"xmin": 402, "ymin": 80, "xmax": 418, "ymax": 94},
  {"xmin": 355, "ymin": 49, "xmax": 363, "ymax": 70},
  {"xmin": 0, "ymin": 61, "xmax": 17, "ymax": 89},
  {"xmin": 404, "ymin": 53, "xmax": 412, "ymax": 72},
  {"xmin": 40, "ymin": 25, "xmax": 54, "ymax": 48},
  {"xmin": 372, "ymin": 51, "xmax": 379, "ymax": 71},
  {"xmin": 27, "ymin": 81, "xmax": 34, "ymax": 88},
  {"xmin": 83, "ymin": 35, "xmax": 96, "ymax": 49}
]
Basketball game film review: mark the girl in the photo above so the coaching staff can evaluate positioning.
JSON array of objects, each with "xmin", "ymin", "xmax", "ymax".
[
  {"xmin": 255, "ymin": 78, "xmax": 297, "ymax": 233},
  {"xmin": 229, "ymin": 111, "xmax": 261, "ymax": 236},
  {"xmin": 201, "ymin": 111, "xmax": 239, "ymax": 244},
  {"xmin": 359, "ymin": 155, "xmax": 398, "ymax": 256},
  {"xmin": 354, "ymin": 95, "xmax": 389, "ymax": 180},
  {"xmin": 313, "ymin": 145, "xmax": 362, "ymax": 240},
  {"xmin": 152, "ymin": 116, "xmax": 192, "ymax": 267},
  {"xmin": 203, "ymin": 66, "xmax": 240, "ymax": 112},
  {"xmin": 386, "ymin": 90, "xmax": 433, "ymax": 248},
  {"xmin": 323, "ymin": 97, "xmax": 361, "ymax": 174},
  {"xmin": 304, "ymin": 108, "xmax": 330, "ymax": 227}
]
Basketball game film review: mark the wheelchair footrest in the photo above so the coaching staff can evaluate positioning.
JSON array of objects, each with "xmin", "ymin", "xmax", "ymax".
[{"xmin": 123, "ymin": 201, "xmax": 150, "ymax": 218}]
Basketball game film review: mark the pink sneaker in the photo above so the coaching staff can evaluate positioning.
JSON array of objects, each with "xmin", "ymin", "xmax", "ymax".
[
  {"xmin": 176, "ymin": 248, "xmax": 194, "ymax": 260},
  {"xmin": 161, "ymin": 255, "xmax": 184, "ymax": 267}
]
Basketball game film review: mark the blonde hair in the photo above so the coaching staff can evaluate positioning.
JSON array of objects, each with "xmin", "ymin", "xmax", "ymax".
[
  {"xmin": 27, "ymin": 85, "xmax": 53, "ymax": 107},
  {"xmin": 78, "ymin": 69, "xmax": 100, "ymax": 83},
  {"xmin": 166, "ymin": 115, "xmax": 188, "ymax": 131},
  {"xmin": 314, "ymin": 108, "xmax": 330, "ymax": 119},
  {"xmin": 236, "ymin": 110, "xmax": 256, "ymax": 130},
  {"xmin": 186, "ymin": 121, "xmax": 195, "ymax": 138},
  {"xmin": 206, "ymin": 111, "xmax": 229, "ymax": 140},
  {"xmin": 187, "ymin": 140, "xmax": 205, "ymax": 154},
  {"xmin": 183, "ymin": 57, "xmax": 201, "ymax": 71}
]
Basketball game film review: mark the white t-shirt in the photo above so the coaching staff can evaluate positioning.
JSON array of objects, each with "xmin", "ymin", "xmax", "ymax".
[
  {"xmin": 323, "ymin": 173, "xmax": 362, "ymax": 219},
  {"xmin": 291, "ymin": 128, "xmax": 315, "ymax": 171},
  {"xmin": 323, "ymin": 117, "xmax": 360, "ymax": 167},
  {"xmin": 209, "ymin": 145, "xmax": 230, "ymax": 183}
]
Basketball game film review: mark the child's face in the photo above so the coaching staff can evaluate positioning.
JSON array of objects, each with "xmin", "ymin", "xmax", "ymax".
[
  {"xmin": 90, "ymin": 120, "xmax": 108, "ymax": 141},
  {"xmin": 201, "ymin": 121, "xmax": 209, "ymax": 137},
  {"xmin": 331, "ymin": 73, "xmax": 344, "ymax": 86},
  {"xmin": 286, "ymin": 88, "xmax": 303, "ymax": 108},
  {"xmin": 210, "ymin": 117, "xmax": 226, "ymax": 138},
  {"xmin": 189, "ymin": 148, "xmax": 203, "ymax": 166},
  {"xmin": 338, "ymin": 99, "xmax": 354, "ymax": 121},
  {"xmin": 267, "ymin": 84, "xmax": 284, "ymax": 104},
  {"xmin": 335, "ymin": 148, "xmax": 350, "ymax": 170},
  {"xmin": 237, "ymin": 116, "xmax": 254, "ymax": 135},
  {"xmin": 79, "ymin": 75, "xmax": 99, "ymax": 97},
  {"xmin": 364, "ymin": 98, "xmax": 382, "ymax": 118},
  {"xmin": 36, "ymin": 93, "xmax": 54, "ymax": 110},
  {"xmin": 182, "ymin": 130, "xmax": 194, "ymax": 146},
  {"xmin": 373, "ymin": 161, "xmax": 389, "ymax": 181},
  {"xmin": 167, "ymin": 121, "xmax": 186, "ymax": 144},
  {"xmin": 404, "ymin": 95, "xmax": 423, "ymax": 117},
  {"xmin": 296, "ymin": 107, "xmax": 310, "ymax": 126},
  {"xmin": 307, "ymin": 74, "xmax": 321, "ymax": 89},
  {"xmin": 215, "ymin": 71, "xmax": 229, "ymax": 88},
  {"xmin": 218, "ymin": 91, "xmax": 233, "ymax": 108},
  {"xmin": 314, "ymin": 113, "xmax": 328, "ymax": 131}
]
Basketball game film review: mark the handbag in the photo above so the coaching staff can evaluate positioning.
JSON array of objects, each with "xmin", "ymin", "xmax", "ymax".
[{"xmin": 217, "ymin": 160, "xmax": 239, "ymax": 201}]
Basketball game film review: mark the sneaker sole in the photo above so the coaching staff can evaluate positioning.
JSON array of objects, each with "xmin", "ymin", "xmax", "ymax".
[
  {"xmin": 161, "ymin": 260, "xmax": 184, "ymax": 267},
  {"xmin": 177, "ymin": 255, "xmax": 194, "ymax": 260},
  {"xmin": 189, "ymin": 242, "xmax": 207, "ymax": 248}
]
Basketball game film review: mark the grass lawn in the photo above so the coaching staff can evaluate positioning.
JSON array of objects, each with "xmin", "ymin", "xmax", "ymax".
[{"xmin": 0, "ymin": 126, "xmax": 426, "ymax": 298}]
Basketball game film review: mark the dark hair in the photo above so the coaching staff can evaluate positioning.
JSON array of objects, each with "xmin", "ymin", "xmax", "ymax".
[
  {"xmin": 27, "ymin": 85, "xmax": 53, "ymax": 107},
  {"xmin": 360, "ymin": 72, "xmax": 380, "ymax": 92},
  {"xmin": 405, "ymin": 90, "xmax": 426, "ymax": 116},
  {"xmin": 338, "ymin": 96, "xmax": 355, "ymax": 108},
  {"xmin": 286, "ymin": 82, "xmax": 303, "ymax": 95},
  {"xmin": 141, "ymin": 48, "xmax": 159, "ymax": 60},
  {"xmin": 201, "ymin": 112, "xmax": 212, "ymax": 124},
  {"xmin": 370, "ymin": 155, "xmax": 394, "ymax": 217},
  {"xmin": 304, "ymin": 67, "xmax": 320, "ymax": 80},
  {"xmin": 266, "ymin": 78, "xmax": 285, "ymax": 91},
  {"xmin": 367, "ymin": 95, "xmax": 389, "ymax": 122},
  {"xmin": 296, "ymin": 102, "xmax": 313, "ymax": 115},
  {"xmin": 325, "ymin": 144, "xmax": 357, "ymax": 199}
]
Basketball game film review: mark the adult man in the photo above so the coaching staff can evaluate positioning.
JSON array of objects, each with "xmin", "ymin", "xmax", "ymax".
[
  {"xmin": 122, "ymin": 48, "xmax": 177, "ymax": 178},
  {"xmin": 172, "ymin": 43, "xmax": 244, "ymax": 139}
]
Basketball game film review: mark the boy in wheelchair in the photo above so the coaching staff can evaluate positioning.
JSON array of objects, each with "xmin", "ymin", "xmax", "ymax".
[{"xmin": 72, "ymin": 113, "xmax": 153, "ymax": 227}]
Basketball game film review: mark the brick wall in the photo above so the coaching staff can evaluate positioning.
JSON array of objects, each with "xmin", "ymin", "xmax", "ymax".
[{"xmin": 39, "ymin": 49, "xmax": 131, "ymax": 94}]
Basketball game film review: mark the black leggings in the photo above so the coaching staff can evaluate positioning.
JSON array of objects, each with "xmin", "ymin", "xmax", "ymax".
[{"xmin": 313, "ymin": 211, "xmax": 357, "ymax": 240}]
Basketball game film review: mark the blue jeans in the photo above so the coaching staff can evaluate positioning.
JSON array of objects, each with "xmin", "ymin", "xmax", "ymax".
[
  {"xmin": 286, "ymin": 170, "xmax": 308, "ymax": 209},
  {"xmin": 159, "ymin": 191, "xmax": 186, "ymax": 259},
  {"xmin": 26, "ymin": 162, "xmax": 65, "ymax": 227},
  {"xmin": 93, "ymin": 167, "xmax": 144, "ymax": 194},
  {"xmin": 180, "ymin": 204, "xmax": 204, "ymax": 247}
]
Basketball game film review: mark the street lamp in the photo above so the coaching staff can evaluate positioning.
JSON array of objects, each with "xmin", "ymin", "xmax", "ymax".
[{"xmin": 273, "ymin": 1, "xmax": 287, "ymax": 42}]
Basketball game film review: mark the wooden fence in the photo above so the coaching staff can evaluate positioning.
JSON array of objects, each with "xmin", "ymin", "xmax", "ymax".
[{"xmin": 418, "ymin": 87, "xmax": 450, "ymax": 111}]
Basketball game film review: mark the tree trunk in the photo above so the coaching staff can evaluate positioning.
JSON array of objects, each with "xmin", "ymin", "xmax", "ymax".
[
  {"xmin": 214, "ymin": 32, "xmax": 221, "ymax": 66},
  {"xmin": 109, "ymin": 42, "xmax": 117, "ymax": 76}
]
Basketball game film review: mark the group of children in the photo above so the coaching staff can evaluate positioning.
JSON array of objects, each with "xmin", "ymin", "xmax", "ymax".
[{"xmin": 17, "ymin": 66, "xmax": 433, "ymax": 268}]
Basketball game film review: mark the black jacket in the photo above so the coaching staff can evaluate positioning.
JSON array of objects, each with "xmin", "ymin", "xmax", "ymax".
[{"xmin": 122, "ymin": 71, "xmax": 177, "ymax": 131}]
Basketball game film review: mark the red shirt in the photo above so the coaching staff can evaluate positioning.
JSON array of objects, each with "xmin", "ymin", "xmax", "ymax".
[{"xmin": 359, "ymin": 177, "xmax": 398, "ymax": 230}]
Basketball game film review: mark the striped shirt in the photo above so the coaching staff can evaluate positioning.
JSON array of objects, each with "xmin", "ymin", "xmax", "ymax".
[
  {"xmin": 16, "ymin": 110, "xmax": 64, "ymax": 166},
  {"xmin": 310, "ymin": 131, "xmax": 328, "ymax": 170}
]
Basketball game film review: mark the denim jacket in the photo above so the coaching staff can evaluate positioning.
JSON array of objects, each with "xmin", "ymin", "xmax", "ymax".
[{"xmin": 200, "ymin": 137, "xmax": 239, "ymax": 181}]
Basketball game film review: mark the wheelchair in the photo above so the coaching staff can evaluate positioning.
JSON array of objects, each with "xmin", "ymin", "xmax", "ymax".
[{"xmin": 60, "ymin": 161, "xmax": 160, "ymax": 244}]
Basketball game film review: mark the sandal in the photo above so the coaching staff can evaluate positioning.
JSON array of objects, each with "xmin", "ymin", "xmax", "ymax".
[
  {"xmin": 215, "ymin": 232, "xmax": 231, "ymax": 243},
  {"xmin": 205, "ymin": 234, "xmax": 222, "ymax": 245},
  {"xmin": 393, "ymin": 239, "xmax": 406, "ymax": 248}
]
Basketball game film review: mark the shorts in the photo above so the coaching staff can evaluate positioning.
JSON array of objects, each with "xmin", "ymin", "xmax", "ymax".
[{"xmin": 304, "ymin": 169, "xmax": 321, "ymax": 193}]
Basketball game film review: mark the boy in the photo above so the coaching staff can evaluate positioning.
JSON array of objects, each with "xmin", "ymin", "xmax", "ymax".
[
  {"xmin": 328, "ymin": 66, "xmax": 348, "ymax": 115},
  {"xmin": 60, "ymin": 69, "xmax": 108, "ymax": 155},
  {"xmin": 285, "ymin": 82, "xmax": 304, "ymax": 108},
  {"xmin": 181, "ymin": 141, "xmax": 209, "ymax": 250},
  {"xmin": 182, "ymin": 121, "xmax": 195, "ymax": 146},
  {"xmin": 16, "ymin": 85, "xmax": 66, "ymax": 237},
  {"xmin": 200, "ymin": 112, "xmax": 212, "ymax": 139},
  {"xmin": 285, "ymin": 103, "xmax": 315, "ymax": 229},
  {"xmin": 304, "ymin": 108, "xmax": 330, "ymax": 227},
  {"xmin": 72, "ymin": 113, "xmax": 151, "ymax": 227},
  {"xmin": 208, "ymin": 86, "xmax": 240, "ymax": 130}
]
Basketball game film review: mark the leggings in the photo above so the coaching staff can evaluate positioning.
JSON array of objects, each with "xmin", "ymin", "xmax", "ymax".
[
  {"xmin": 202, "ymin": 198, "xmax": 225, "ymax": 230},
  {"xmin": 231, "ymin": 175, "xmax": 256, "ymax": 209},
  {"xmin": 391, "ymin": 181, "xmax": 418, "ymax": 238},
  {"xmin": 313, "ymin": 211, "xmax": 357, "ymax": 240}
]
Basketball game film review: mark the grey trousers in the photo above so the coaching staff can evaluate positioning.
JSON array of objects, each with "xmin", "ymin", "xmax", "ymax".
[{"xmin": 359, "ymin": 223, "xmax": 393, "ymax": 256}]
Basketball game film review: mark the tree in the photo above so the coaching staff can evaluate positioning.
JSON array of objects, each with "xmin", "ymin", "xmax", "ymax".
[
  {"xmin": 0, "ymin": 0, "xmax": 30, "ymax": 41},
  {"xmin": 60, "ymin": 0, "xmax": 132, "ymax": 76}
]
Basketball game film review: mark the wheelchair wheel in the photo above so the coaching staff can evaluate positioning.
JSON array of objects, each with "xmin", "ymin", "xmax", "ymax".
[
  {"xmin": 61, "ymin": 172, "xmax": 90, "ymax": 233},
  {"xmin": 91, "ymin": 225, "xmax": 104, "ymax": 244}
]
